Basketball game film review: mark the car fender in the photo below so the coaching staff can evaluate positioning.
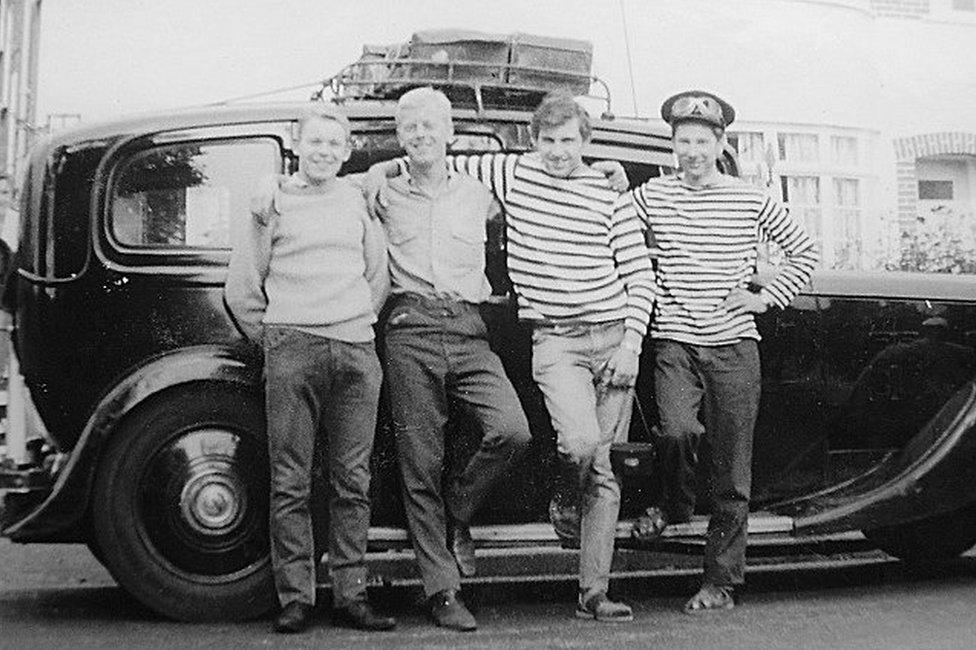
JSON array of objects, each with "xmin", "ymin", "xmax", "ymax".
[
  {"xmin": 772, "ymin": 380, "xmax": 976, "ymax": 534},
  {"xmin": 4, "ymin": 344, "xmax": 262, "ymax": 542}
]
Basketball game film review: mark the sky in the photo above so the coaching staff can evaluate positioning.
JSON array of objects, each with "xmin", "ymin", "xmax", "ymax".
[
  {"xmin": 38, "ymin": 0, "xmax": 648, "ymax": 121},
  {"xmin": 33, "ymin": 0, "xmax": 976, "ymax": 134}
]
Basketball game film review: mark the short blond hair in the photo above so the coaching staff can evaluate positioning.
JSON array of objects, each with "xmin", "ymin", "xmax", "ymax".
[
  {"xmin": 395, "ymin": 87, "xmax": 453, "ymax": 127},
  {"xmin": 297, "ymin": 102, "xmax": 351, "ymax": 140}
]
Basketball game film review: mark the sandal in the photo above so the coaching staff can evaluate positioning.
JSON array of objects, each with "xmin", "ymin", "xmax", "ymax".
[
  {"xmin": 683, "ymin": 584, "xmax": 735, "ymax": 614},
  {"xmin": 548, "ymin": 498, "xmax": 581, "ymax": 549},
  {"xmin": 575, "ymin": 591, "xmax": 634, "ymax": 622},
  {"xmin": 631, "ymin": 506, "xmax": 668, "ymax": 541}
]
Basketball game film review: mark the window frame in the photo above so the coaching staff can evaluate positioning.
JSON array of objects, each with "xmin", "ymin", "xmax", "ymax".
[
  {"xmin": 777, "ymin": 132, "xmax": 820, "ymax": 163},
  {"xmin": 96, "ymin": 124, "xmax": 289, "ymax": 274},
  {"xmin": 107, "ymin": 137, "xmax": 281, "ymax": 253},
  {"xmin": 731, "ymin": 130, "xmax": 766, "ymax": 163}
]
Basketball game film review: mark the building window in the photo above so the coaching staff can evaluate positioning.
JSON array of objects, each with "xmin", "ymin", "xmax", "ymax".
[
  {"xmin": 781, "ymin": 175, "xmax": 821, "ymax": 204},
  {"xmin": 831, "ymin": 136, "xmax": 859, "ymax": 166},
  {"xmin": 781, "ymin": 175, "xmax": 822, "ymax": 242},
  {"xmin": 833, "ymin": 177, "xmax": 860, "ymax": 207},
  {"xmin": 833, "ymin": 178, "xmax": 861, "ymax": 269},
  {"xmin": 778, "ymin": 133, "xmax": 819, "ymax": 162},
  {"xmin": 953, "ymin": 0, "xmax": 975, "ymax": 11},
  {"xmin": 732, "ymin": 131, "xmax": 765, "ymax": 162},
  {"xmin": 918, "ymin": 180, "xmax": 954, "ymax": 200}
]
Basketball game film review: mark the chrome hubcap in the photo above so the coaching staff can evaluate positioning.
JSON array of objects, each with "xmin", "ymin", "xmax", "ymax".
[
  {"xmin": 181, "ymin": 470, "xmax": 244, "ymax": 535},
  {"xmin": 139, "ymin": 426, "xmax": 269, "ymax": 578}
]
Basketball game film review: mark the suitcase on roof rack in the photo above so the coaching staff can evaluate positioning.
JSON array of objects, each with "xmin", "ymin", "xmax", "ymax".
[
  {"xmin": 408, "ymin": 29, "xmax": 510, "ymax": 84},
  {"xmin": 335, "ymin": 29, "xmax": 595, "ymax": 106},
  {"xmin": 508, "ymin": 32, "xmax": 592, "ymax": 95},
  {"xmin": 406, "ymin": 29, "xmax": 592, "ymax": 94}
]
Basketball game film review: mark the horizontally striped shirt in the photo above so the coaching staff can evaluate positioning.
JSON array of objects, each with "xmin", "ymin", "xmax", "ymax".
[
  {"xmin": 452, "ymin": 152, "xmax": 655, "ymax": 336},
  {"xmin": 632, "ymin": 174, "xmax": 818, "ymax": 346}
]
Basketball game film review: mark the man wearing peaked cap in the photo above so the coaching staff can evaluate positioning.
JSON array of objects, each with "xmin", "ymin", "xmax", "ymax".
[
  {"xmin": 660, "ymin": 90, "xmax": 736, "ymax": 130},
  {"xmin": 629, "ymin": 90, "xmax": 819, "ymax": 614}
]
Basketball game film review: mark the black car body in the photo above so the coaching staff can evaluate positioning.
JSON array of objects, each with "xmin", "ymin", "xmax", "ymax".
[{"xmin": 1, "ymin": 90, "xmax": 975, "ymax": 621}]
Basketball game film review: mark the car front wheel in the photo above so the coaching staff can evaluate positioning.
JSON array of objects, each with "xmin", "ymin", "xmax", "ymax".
[{"xmin": 91, "ymin": 383, "xmax": 274, "ymax": 621}]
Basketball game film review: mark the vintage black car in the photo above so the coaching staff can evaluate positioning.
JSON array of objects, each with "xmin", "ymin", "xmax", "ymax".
[{"xmin": 2, "ymin": 38, "xmax": 975, "ymax": 622}]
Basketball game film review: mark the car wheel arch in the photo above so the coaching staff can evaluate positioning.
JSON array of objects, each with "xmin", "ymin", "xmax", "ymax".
[{"xmin": 4, "ymin": 344, "xmax": 262, "ymax": 543}]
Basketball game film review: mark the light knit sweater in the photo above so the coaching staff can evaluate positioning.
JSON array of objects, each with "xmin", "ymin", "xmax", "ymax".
[{"xmin": 225, "ymin": 176, "xmax": 389, "ymax": 343}]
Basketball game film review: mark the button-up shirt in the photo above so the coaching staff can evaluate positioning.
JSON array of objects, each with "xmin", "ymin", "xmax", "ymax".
[{"xmin": 381, "ymin": 166, "xmax": 497, "ymax": 303}]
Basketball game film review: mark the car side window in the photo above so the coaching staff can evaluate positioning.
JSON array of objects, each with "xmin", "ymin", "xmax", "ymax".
[{"xmin": 110, "ymin": 138, "xmax": 278, "ymax": 250}]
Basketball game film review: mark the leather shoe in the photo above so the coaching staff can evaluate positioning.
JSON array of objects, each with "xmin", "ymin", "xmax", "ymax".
[
  {"xmin": 273, "ymin": 601, "xmax": 314, "ymax": 633},
  {"xmin": 449, "ymin": 520, "xmax": 477, "ymax": 577},
  {"xmin": 427, "ymin": 589, "xmax": 477, "ymax": 631},
  {"xmin": 333, "ymin": 600, "xmax": 396, "ymax": 631}
]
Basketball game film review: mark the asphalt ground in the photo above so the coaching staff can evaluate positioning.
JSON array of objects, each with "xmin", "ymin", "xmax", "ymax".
[{"xmin": 2, "ymin": 539, "xmax": 976, "ymax": 649}]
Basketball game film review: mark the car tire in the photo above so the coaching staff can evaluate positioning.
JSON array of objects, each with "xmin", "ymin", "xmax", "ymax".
[
  {"xmin": 91, "ymin": 383, "xmax": 274, "ymax": 621},
  {"xmin": 863, "ymin": 502, "xmax": 976, "ymax": 562}
]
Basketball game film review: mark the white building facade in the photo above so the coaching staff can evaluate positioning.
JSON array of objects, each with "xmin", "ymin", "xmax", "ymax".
[
  {"xmin": 728, "ymin": 0, "xmax": 976, "ymax": 270},
  {"xmin": 628, "ymin": 0, "xmax": 976, "ymax": 271}
]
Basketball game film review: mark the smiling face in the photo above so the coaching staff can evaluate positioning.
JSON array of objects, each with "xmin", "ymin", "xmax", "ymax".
[
  {"xmin": 672, "ymin": 121, "xmax": 725, "ymax": 186},
  {"xmin": 534, "ymin": 117, "xmax": 586, "ymax": 178},
  {"xmin": 296, "ymin": 116, "xmax": 350, "ymax": 185},
  {"xmin": 395, "ymin": 100, "xmax": 453, "ymax": 169}
]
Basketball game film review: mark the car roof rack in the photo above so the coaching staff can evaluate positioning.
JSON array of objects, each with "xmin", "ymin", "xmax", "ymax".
[
  {"xmin": 315, "ymin": 59, "xmax": 612, "ymax": 116},
  {"xmin": 311, "ymin": 30, "xmax": 612, "ymax": 116}
]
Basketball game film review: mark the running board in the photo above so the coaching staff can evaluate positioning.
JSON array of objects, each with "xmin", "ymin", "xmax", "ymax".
[
  {"xmin": 335, "ymin": 519, "xmax": 870, "ymax": 588},
  {"xmin": 366, "ymin": 512, "xmax": 796, "ymax": 549}
]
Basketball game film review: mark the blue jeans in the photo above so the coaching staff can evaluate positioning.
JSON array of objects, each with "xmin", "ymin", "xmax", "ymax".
[
  {"xmin": 531, "ymin": 320, "xmax": 632, "ymax": 598},
  {"xmin": 384, "ymin": 294, "xmax": 532, "ymax": 597},
  {"xmin": 264, "ymin": 327, "xmax": 382, "ymax": 608},
  {"xmin": 653, "ymin": 339, "xmax": 760, "ymax": 586}
]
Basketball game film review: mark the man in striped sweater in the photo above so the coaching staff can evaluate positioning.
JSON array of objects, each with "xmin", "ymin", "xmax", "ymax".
[
  {"xmin": 518, "ymin": 94, "xmax": 654, "ymax": 622},
  {"xmin": 632, "ymin": 91, "xmax": 819, "ymax": 613},
  {"xmin": 414, "ymin": 92, "xmax": 655, "ymax": 621}
]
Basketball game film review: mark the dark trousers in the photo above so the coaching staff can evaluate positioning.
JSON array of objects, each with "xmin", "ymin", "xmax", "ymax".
[
  {"xmin": 264, "ymin": 327, "xmax": 381, "ymax": 608},
  {"xmin": 385, "ymin": 294, "xmax": 532, "ymax": 597},
  {"xmin": 653, "ymin": 339, "xmax": 760, "ymax": 586}
]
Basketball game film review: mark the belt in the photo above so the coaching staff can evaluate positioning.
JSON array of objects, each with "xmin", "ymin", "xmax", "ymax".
[
  {"xmin": 391, "ymin": 292, "xmax": 478, "ymax": 316},
  {"xmin": 531, "ymin": 319, "xmax": 623, "ymax": 334}
]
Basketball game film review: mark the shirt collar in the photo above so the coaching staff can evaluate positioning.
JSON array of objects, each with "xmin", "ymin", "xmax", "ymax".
[
  {"xmin": 390, "ymin": 161, "xmax": 456, "ymax": 195},
  {"xmin": 283, "ymin": 173, "xmax": 310, "ymax": 189},
  {"xmin": 675, "ymin": 171, "xmax": 736, "ymax": 190}
]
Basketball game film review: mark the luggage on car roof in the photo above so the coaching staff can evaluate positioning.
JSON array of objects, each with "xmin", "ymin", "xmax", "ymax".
[{"xmin": 339, "ymin": 29, "xmax": 594, "ymax": 102}]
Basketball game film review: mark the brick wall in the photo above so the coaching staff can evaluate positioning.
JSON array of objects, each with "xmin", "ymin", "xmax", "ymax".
[{"xmin": 894, "ymin": 132, "xmax": 976, "ymax": 230}]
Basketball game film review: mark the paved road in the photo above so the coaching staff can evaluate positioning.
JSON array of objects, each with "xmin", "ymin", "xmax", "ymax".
[{"xmin": 2, "ymin": 539, "xmax": 976, "ymax": 649}]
